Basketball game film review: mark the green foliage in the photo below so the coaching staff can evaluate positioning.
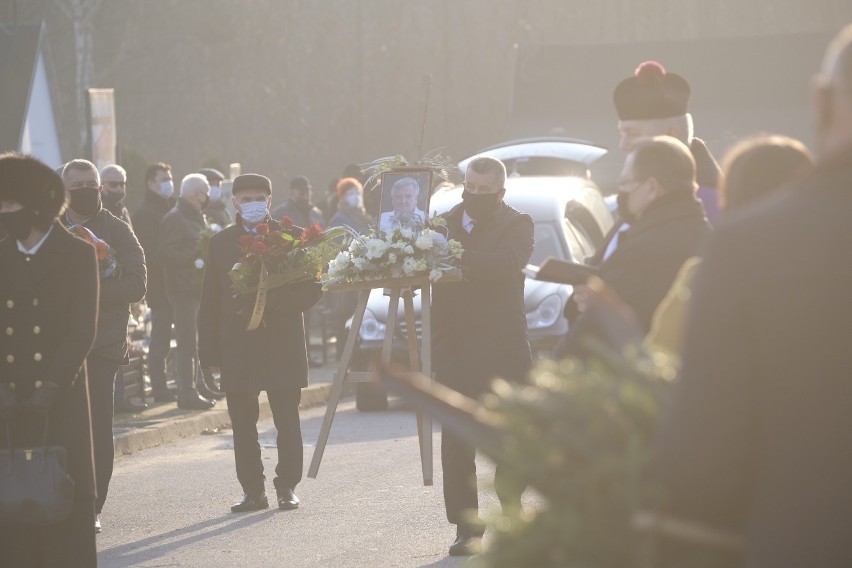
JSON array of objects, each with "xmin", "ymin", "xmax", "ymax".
[{"xmin": 474, "ymin": 346, "xmax": 676, "ymax": 568}]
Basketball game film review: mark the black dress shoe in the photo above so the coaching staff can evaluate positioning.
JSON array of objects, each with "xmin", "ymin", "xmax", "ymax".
[
  {"xmin": 276, "ymin": 487, "xmax": 300, "ymax": 510},
  {"xmin": 448, "ymin": 529, "xmax": 482, "ymax": 556},
  {"xmin": 196, "ymin": 377, "xmax": 225, "ymax": 401},
  {"xmin": 115, "ymin": 399, "xmax": 148, "ymax": 414},
  {"xmin": 230, "ymin": 493, "xmax": 269, "ymax": 513},
  {"xmin": 177, "ymin": 393, "xmax": 215, "ymax": 410}
]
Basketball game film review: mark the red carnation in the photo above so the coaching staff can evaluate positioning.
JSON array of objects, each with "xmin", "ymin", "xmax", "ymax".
[
  {"xmin": 256, "ymin": 223, "xmax": 270, "ymax": 235},
  {"xmin": 239, "ymin": 234, "xmax": 254, "ymax": 248},
  {"xmin": 299, "ymin": 222, "xmax": 324, "ymax": 244},
  {"xmin": 250, "ymin": 240, "xmax": 267, "ymax": 255},
  {"xmin": 280, "ymin": 216, "xmax": 295, "ymax": 229}
]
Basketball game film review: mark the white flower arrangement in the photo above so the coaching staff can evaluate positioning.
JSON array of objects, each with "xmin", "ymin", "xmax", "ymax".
[{"xmin": 323, "ymin": 221, "xmax": 463, "ymax": 286}]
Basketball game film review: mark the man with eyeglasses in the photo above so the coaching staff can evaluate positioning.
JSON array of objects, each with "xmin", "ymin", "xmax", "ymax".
[
  {"xmin": 100, "ymin": 164, "xmax": 131, "ymax": 226},
  {"xmin": 596, "ymin": 136, "xmax": 711, "ymax": 331}
]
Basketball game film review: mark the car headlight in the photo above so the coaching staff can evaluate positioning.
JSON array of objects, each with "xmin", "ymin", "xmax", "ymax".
[
  {"xmin": 359, "ymin": 309, "xmax": 386, "ymax": 341},
  {"xmin": 526, "ymin": 294, "xmax": 562, "ymax": 330}
]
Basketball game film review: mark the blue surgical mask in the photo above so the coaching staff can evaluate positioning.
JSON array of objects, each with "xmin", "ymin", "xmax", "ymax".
[
  {"xmin": 240, "ymin": 201, "xmax": 268, "ymax": 224},
  {"xmin": 209, "ymin": 185, "xmax": 222, "ymax": 201},
  {"xmin": 159, "ymin": 180, "xmax": 174, "ymax": 199}
]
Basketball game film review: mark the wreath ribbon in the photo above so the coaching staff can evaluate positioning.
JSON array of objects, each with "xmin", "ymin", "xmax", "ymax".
[{"xmin": 246, "ymin": 260, "xmax": 268, "ymax": 331}]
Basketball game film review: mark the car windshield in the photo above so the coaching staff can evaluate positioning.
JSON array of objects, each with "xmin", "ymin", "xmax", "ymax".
[{"xmin": 530, "ymin": 222, "xmax": 566, "ymax": 266}]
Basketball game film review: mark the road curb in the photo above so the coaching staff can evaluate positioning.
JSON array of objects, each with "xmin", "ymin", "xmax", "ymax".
[{"xmin": 114, "ymin": 382, "xmax": 347, "ymax": 458}]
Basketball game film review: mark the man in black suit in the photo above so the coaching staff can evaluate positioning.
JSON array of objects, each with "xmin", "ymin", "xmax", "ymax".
[
  {"xmin": 198, "ymin": 174, "xmax": 321, "ymax": 513},
  {"xmin": 61, "ymin": 159, "xmax": 147, "ymax": 533},
  {"xmin": 432, "ymin": 156, "xmax": 534, "ymax": 556},
  {"xmin": 652, "ymin": 24, "xmax": 852, "ymax": 567}
]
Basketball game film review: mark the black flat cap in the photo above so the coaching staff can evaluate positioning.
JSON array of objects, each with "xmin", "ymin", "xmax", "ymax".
[
  {"xmin": 232, "ymin": 173, "xmax": 272, "ymax": 194},
  {"xmin": 198, "ymin": 168, "xmax": 225, "ymax": 182}
]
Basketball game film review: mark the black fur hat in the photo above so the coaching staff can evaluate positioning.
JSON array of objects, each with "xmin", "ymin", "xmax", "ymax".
[{"xmin": 0, "ymin": 152, "xmax": 65, "ymax": 230}]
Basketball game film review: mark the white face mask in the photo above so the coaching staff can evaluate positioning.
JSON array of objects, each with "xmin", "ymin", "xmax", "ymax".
[
  {"xmin": 240, "ymin": 201, "xmax": 268, "ymax": 224},
  {"xmin": 209, "ymin": 186, "xmax": 222, "ymax": 201},
  {"xmin": 159, "ymin": 180, "xmax": 174, "ymax": 199},
  {"xmin": 344, "ymin": 192, "xmax": 362, "ymax": 208}
]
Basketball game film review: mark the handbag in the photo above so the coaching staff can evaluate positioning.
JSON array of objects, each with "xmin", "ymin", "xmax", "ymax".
[{"xmin": 0, "ymin": 415, "xmax": 75, "ymax": 526}]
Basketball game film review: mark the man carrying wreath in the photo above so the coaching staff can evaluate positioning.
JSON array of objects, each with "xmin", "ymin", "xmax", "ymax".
[{"xmin": 198, "ymin": 173, "xmax": 322, "ymax": 512}]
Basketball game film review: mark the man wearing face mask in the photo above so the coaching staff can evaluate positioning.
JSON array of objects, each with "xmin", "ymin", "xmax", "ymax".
[
  {"xmin": 271, "ymin": 175, "xmax": 325, "ymax": 228},
  {"xmin": 198, "ymin": 167, "xmax": 232, "ymax": 227},
  {"xmin": 159, "ymin": 174, "xmax": 216, "ymax": 411},
  {"xmin": 198, "ymin": 174, "xmax": 322, "ymax": 513},
  {"xmin": 100, "ymin": 164, "xmax": 132, "ymax": 226},
  {"xmin": 431, "ymin": 156, "xmax": 534, "ymax": 556},
  {"xmin": 131, "ymin": 162, "xmax": 177, "ymax": 403},
  {"xmin": 60, "ymin": 159, "xmax": 147, "ymax": 533},
  {"xmin": 594, "ymin": 136, "xmax": 710, "ymax": 332}
]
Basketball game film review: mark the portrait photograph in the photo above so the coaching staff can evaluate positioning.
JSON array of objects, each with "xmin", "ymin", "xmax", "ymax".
[{"xmin": 377, "ymin": 169, "xmax": 432, "ymax": 233}]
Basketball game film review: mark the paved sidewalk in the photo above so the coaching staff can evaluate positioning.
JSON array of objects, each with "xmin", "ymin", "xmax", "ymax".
[{"xmin": 112, "ymin": 364, "xmax": 348, "ymax": 458}]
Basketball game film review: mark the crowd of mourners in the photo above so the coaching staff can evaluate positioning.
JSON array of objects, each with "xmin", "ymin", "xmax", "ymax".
[{"xmin": 1, "ymin": 21, "xmax": 851, "ymax": 568}]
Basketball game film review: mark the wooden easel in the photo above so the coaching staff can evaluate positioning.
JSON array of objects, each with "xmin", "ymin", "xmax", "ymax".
[{"xmin": 307, "ymin": 274, "xmax": 436, "ymax": 485}]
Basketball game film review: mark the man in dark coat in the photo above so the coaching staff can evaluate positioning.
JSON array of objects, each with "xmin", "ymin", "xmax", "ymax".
[
  {"xmin": 270, "ymin": 175, "xmax": 325, "ymax": 228},
  {"xmin": 132, "ymin": 162, "xmax": 176, "ymax": 402},
  {"xmin": 652, "ymin": 24, "xmax": 852, "ymax": 567},
  {"xmin": 61, "ymin": 158, "xmax": 147, "ymax": 532},
  {"xmin": 432, "ymin": 156, "xmax": 534, "ymax": 556},
  {"xmin": 198, "ymin": 173, "xmax": 322, "ymax": 512},
  {"xmin": 160, "ymin": 173, "xmax": 216, "ymax": 410},
  {"xmin": 595, "ymin": 136, "xmax": 711, "ymax": 332},
  {"xmin": 0, "ymin": 152, "xmax": 99, "ymax": 567},
  {"xmin": 100, "ymin": 163, "xmax": 132, "ymax": 226},
  {"xmin": 198, "ymin": 167, "xmax": 232, "ymax": 227}
]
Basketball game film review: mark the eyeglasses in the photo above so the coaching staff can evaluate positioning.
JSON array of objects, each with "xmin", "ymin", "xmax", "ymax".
[{"xmin": 105, "ymin": 181, "xmax": 126, "ymax": 189}]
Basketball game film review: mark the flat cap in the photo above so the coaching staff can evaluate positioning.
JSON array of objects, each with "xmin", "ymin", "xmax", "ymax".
[{"xmin": 232, "ymin": 173, "xmax": 272, "ymax": 194}]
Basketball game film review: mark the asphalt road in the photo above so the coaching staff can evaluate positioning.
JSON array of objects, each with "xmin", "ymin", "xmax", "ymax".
[{"xmin": 97, "ymin": 398, "xmax": 501, "ymax": 568}]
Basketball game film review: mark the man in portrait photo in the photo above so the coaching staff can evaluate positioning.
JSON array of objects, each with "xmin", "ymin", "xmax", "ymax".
[{"xmin": 378, "ymin": 176, "xmax": 427, "ymax": 233}]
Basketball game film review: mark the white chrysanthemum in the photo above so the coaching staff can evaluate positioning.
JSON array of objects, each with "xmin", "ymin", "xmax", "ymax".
[
  {"xmin": 365, "ymin": 238, "xmax": 389, "ymax": 259},
  {"xmin": 429, "ymin": 269, "xmax": 443, "ymax": 281},
  {"xmin": 415, "ymin": 232, "xmax": 433, "ymax": 250},
  {"xmin": 333, "ymin": 251, "xmax": 350, "ymax": 269},
  {"xmin": 402, "ymin": 256, "xmax": 419, "ymax": 275},
  {"xmin": 194, "ymin": 258, "xmax": 205, "ymax": 269},
  {"xmin": 403, "ymin": 245, "xmax": 414, "ymax": 254},
  {"xmin": 399, "ymin": 227, "xmax": 414, "ymax": 240},
  {"xmin": 431, "ymin": 231, "xmax": 449, "ymax": 251},
  {"xmin": 353, "ymin": 258, "xmax": 367, "ymax": 271}
]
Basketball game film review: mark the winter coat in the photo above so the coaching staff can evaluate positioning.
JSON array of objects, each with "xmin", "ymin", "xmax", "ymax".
[
  {"xmin": 160, "ymin": 198, "xmax": 206, "ymax": 299},
  {"xmin": 131, "ymin": 190, "xmax": 173, "ymax": 308}
]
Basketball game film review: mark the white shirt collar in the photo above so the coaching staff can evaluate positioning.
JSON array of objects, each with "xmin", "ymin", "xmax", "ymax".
[
  {"xmin": 17, "ymin": 225, "xmax": 53, "ymax": 256},
  {"xmin": 462, "ymin": 210, "xmax": 475, "ymax": 233}
]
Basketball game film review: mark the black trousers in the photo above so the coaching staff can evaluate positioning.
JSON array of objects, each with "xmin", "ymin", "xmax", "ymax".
[
  {"xmin": 226, "ymin": 389, "xmax": 303, "ymax": 496},
  {"xmin": 147, "ymin": 303, "xmax": 173, "ymax": 395},
  {"xmin": 87, "ymin": 353, "xmax": 121, "ymax": 514},
  {"xmin": 441, "ymin": 426, "xmax": 520, "ymax": 532},
  {"xmin": 0, "ymin": 496, "xmax": 97, "ymax": 567}
]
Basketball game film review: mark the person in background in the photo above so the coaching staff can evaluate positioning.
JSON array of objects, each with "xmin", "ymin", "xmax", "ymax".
[
  {"xmin": 652, "ymin": 24, "xmax": 852, "ymax": 567},
  {"xmin": 198, "ymin": 167, "xmax": 232, "ymax": 227},
  {"xmin": 132, "ymin": 162, "xmax": 176, "ymax": 403},
  {"xmin": 0, "ymin": 153, "xmax": 99, "ymax": 567},
  {"xmin": 271, "ymin": 175, "xmax": 325, "ymax": 228},
  {"xmin": 100, "ymin": 164, "xmax": 132, "ymax": 226},
  {"xmin": 329, "ymin": 177, "xmax": 373, "ymax": 235}
]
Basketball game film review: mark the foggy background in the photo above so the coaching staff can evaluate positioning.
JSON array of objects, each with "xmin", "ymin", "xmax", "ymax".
[{"xmin": 4, "ymin": 0, "xmax": 852, "ymax": 209}]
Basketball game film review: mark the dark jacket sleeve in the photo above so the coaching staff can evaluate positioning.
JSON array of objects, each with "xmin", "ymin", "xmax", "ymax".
[
  {"xmin": 99, "ymin": 217, "xmax": 147, "ymax": 306},
  {"xmin": 197, "ymin": 235, "xmax": 222, "ymax": 368},
  {"xmin": 267, "ymin": 280, "xmax": 323, "ymax": 314},
  {"xmin": 132, "ymin": 208, "xmax": 159, "ymax": 267},
  {"xmin": 46, "ymin": 240, "xmax": 99, "ymax": 388},
  {"xmin": 460, "ymin": 214, "xmax": 534, "ymax": 282}
]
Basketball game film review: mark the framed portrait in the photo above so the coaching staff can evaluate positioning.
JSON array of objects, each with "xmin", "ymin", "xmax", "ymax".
[{"xmin": 377, "ymin": 169, "xmax": 433, "ymax": 233}]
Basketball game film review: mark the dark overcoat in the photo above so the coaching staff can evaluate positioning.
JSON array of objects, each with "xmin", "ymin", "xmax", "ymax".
[
  {"xmin": 0, "ymin": 222, "xmax": 98, "ymax": 501},
  {"xmin": 197, "ymin": 218, "xmax": 322, "ymax": 393},
  {"xmin": 432, "ymin": 202, "xmax": 534, "ymax": 397},
  {"xmin": 62, "ymin": 206, "xmax": 146, "ymax": 361},
  {"xmin": 131, "ymin": 190, "xmax": 173, "ymax": 309},
  {"xmin": 598, "ymin": 190, "xmax": 711, "ymax": 331},
  {"xmin": 160, "ymin": 198, "xmax": 205, "ymax": 299},
  {"xmin": 653, "ymin": 145, "xmax": 852, "ymax": 568}
]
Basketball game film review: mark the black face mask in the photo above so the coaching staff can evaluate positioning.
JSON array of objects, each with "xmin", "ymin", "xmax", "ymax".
[
  {"xmin": 462, "ymin": 189, "xmax": 503, "ymax": 221},
  {"xmin": 68, "ymin": 186, "xmax": 102, "ymax": 218},
  {"xmin": 102, "ymin": 190, "xmax": 125, "ymax": 209},
  {"xmin": 0, "ymin": 209, "xmax": 36, "ymax": 241},
  {"xmin": 616, "ymin": 192, "xmax": 637, "ymax": 225}
]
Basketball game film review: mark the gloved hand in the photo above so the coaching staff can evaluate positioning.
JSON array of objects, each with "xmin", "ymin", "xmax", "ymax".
[
  {"xmin": 0, "ymin": 383, "xmax": 18, "ymax": 419},
  {"xmin": 27, "ymin": 381, "xmax": 61, "ymax": 415}
]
